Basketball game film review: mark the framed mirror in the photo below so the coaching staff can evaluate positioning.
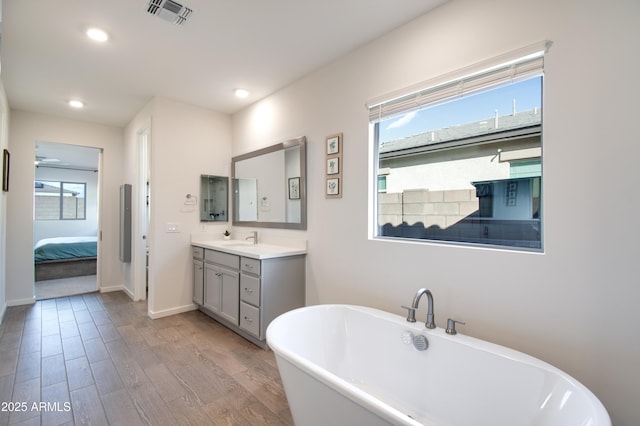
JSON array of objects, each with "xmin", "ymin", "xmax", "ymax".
[
  {"xmin": 232, "ymin": 136, "xmax": 306, "ymax": 230},
  {"xmin": 200, "ymin": 175, "xmax": 228, "ymax": 222}
]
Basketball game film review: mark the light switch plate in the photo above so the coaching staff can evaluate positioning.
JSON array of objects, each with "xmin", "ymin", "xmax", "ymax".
[{"xmin": 166, "ymin": 222, "xmax": 180, "ymax": 233}]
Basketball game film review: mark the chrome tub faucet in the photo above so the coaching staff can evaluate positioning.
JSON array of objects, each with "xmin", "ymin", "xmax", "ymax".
[{"xmin": 402, "ymin": 288, "xmax": 436, "ymax": 329}]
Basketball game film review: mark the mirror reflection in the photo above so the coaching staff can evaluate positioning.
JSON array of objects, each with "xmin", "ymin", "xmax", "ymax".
[
  {"xmin": 232, "ymin": 136, "xmax": 306, "ymax": 230},
  {"xmin": 200, "ymin": 175, "xmax": 228, "ymax": 222}
]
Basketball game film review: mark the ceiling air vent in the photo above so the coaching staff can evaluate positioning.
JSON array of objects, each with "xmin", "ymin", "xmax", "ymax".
[{"xmin": 146, "ymin": 0, "xmax": 193, "ymax": 25}]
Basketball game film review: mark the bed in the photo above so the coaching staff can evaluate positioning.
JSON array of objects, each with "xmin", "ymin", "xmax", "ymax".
[{"xmin": 34, "ymin": 236, "xmax": 98, "ymax": 281}]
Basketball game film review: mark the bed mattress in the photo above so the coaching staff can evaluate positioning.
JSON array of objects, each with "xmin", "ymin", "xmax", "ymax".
[{"xmin": 34, "ymin": 236, "xmax": 98, "ymax": 262}]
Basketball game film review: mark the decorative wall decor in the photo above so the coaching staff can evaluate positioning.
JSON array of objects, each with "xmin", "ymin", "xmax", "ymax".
[
  {"xmin": 327, "ymin": 157, "xmax": 339, "ymax": 175},
  {"xmin": 326, "ymin": 178, "xmax": 340, "ymax": 196},
  {"xmin": 289, "ymin": 177, "xmax": 300, "ymax": 199},
  {"xmin": 325, "ymin": 133, "xmax": 342, "ymax": 198},
  {"xmin": 2, "ymin": 149, "xmax": 9, "ymax": 192}
]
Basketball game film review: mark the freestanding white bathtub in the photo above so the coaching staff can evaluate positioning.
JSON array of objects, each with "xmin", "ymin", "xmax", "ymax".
[{"xmin": 266, "ymin": 304, "xmax": 610, "ymax": 426}]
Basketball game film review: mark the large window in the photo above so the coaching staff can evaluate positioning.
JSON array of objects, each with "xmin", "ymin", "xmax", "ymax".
[
  {"xmin": 35, "ymin": 180, "xmax": 86, "ymax": 220},
  {"xmin": 370, "ymin": 45, "xmax": 547, "ymax": 250}
]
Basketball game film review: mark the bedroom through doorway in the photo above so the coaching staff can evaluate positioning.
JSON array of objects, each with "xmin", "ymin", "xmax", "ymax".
[{"xmin": 34, "ymin": 141, "xmax": 101, "ymax": 300}]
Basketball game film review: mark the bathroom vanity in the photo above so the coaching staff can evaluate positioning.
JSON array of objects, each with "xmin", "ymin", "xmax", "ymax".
[{"xmin": 191, "ymin": 240, "xmax": 306, "ymax": 348}]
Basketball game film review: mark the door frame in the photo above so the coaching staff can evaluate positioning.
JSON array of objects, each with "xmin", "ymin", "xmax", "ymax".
[{"xmin": 133, "ymin": 123, "xmax": 150, "ymax": 301}]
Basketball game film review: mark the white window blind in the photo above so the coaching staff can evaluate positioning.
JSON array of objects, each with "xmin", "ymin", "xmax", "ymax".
[{"xmin": 367, "ymin": 41, "xmax": 551, "ymax": 122}]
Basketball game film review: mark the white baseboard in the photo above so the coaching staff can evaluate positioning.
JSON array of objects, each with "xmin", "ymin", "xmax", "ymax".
[
  {"xmin": 148, "ymin": 303, "xmax": 197, "ymax": 319},
  {"xmin": 99, "ymin": 284, "xmax": 124, "ymax": 294},
  {"xmin": 7, "ymin": 297, "xmax": 36, "ymax": 307},
  {"xmin": 100, "ymin": 284, "xmax": 142, "ymax": 303}
]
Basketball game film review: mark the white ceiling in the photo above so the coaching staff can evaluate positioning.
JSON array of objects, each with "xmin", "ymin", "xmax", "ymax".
[
  {"xmin": 1, "ymin": 0, "xmax": 446, "ymax": 128},
  {"xmin": 35, "ymin": 141, "xmax": 100, "ymax": 171}
]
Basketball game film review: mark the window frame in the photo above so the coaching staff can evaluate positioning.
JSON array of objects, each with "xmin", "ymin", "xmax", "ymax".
[
  {"xmin": 368, "ymin": 42, "xmax": 550, "ymax": 252},
  {"xmin": 34, "ymin": 180, "xmax": 87, "ymax": 221}
]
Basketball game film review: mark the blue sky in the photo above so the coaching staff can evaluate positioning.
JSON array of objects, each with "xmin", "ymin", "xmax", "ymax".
[{"xmin": 379, "ymin": 76, "xmax": 542, "ymax": 142}]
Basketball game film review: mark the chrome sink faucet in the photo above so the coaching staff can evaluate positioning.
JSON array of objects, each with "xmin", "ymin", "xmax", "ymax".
[
  {"xmin": 402, "ymin": 288, "xmax": 436, "ymax": 329},
  {"xmin": 245, "ymin": 231, "xmax": 258, "ymax": 244}
]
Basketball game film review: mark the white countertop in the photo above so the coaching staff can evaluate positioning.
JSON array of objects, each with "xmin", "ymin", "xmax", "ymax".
[{"xmin": 191, "ymin": 239, "xmax": 307, "ymax": 260}]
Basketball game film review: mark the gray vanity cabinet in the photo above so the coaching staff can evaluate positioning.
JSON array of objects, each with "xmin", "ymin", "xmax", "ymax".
[
  {"xmin": 192, "ymin": 246, "xmax": 204, "ymax": 306},
  {"xmin": 192, "ymin": 244, "xmax": 305, "ymax": 348},
  {"xmin": 239, "ymin": 255, "xmax": 305, "ymax": 343}
]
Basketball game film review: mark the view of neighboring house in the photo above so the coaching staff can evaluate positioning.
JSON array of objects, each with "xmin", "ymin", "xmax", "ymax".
[{"xmin": 378, "ymin": 105, "xmax": 542, "ymax": 248}]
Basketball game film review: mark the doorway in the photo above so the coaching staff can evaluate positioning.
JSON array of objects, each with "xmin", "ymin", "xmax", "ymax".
[{"xmin": 34, "ymin": 141, "xmax": 102, "ymax": 300}]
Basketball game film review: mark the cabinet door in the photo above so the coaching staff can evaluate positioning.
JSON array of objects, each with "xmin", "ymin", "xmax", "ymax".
[
  {"xmin": 219, "ymin": 266, "xmax": 240, "ymax": 325},
  {"xmin": 193, "ymin": 259, "xmax": 204, "ymax": 305},
  {"xmin": 204, "ymin": 263, "xmax": 221, "ymax": 314}
]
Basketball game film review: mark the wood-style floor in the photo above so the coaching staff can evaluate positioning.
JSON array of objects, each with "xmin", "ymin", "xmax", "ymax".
[{"xmin": 0, "ymin": 291, "xmax": 293, "ymax": 425}]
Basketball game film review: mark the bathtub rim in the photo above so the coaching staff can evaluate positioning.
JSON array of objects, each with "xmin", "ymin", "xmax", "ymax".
[{"xmin": 266, "ymin": 304, "xmax": 611, "ymax": 426}]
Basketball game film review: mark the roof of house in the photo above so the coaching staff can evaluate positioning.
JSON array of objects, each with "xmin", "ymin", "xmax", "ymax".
[{"xmin": 380, "ymin": 109, "xmax": 542, "ymax": 155}]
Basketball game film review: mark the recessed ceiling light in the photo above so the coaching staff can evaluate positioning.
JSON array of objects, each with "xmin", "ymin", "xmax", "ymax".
[
  {"xmin": 86, "ymin": 28, "xmax": 109, "ymax": 42},
  {"xmin": 68, "ymin": 100, "xmax": 85, "ymax": 109},
  {"xmin": 234, "ymin": 88, "xmax": 250, "ymax": 98}
]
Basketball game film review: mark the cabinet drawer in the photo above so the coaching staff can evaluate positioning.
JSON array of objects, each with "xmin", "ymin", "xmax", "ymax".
[
  {"xmin": 240, "ymin": 274, "xmax": 260, "ymax": 306},
  {"xmin": 240, "ymin": 302, "xmax": 260, "ymax": 337},
  {"xmin": 241, "ymin": 257, "xmax": 261, "ymax": 275},
  {"xmin": 192, "ymin": 246, "xmax": 204, "ymax": 260},
  {"xmin": 205, "ymin": 249, "xmax": 239, "ymax": 269}
]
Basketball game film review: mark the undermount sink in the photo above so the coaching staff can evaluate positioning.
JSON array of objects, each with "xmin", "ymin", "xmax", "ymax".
[{"xmin": 218, "ymin": 240, "xmax": 254, "ymax": 246}]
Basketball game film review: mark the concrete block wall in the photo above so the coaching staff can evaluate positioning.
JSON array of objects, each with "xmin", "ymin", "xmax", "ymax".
[
  {"xmin": 34, "ymin": 196, "xmax": 85, "ymax": 220},
  {"xmin": 379, "ymin": 188, "xmax": 478, "ymax": 228}
]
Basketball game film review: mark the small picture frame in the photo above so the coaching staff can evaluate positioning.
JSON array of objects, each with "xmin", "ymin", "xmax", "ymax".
[
  {"xmin": 2, "ymin": 149, "xmax": 9, "ymax": 192},
  {"xmin": 326, "ymin": 157, "xmax": 339, "ymax": 175},
  {"xmin": 326, "ymin": 133, "xmax": 341, "ymax": 155},
  {"xmin": 326, "ymin": 178, "xmax": 340, "ymax": 197},
  {"xmin": 288, "ymin": 177, "xmax": 300, "ymax": 199}
]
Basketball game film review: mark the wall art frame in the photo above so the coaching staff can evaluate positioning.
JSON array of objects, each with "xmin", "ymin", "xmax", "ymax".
[
  {"xmin": 325, "ymin": 133, "xmax": 342, "ymax": 198},
  {"xmin": 288, "ymin": 177, "xmax": 300, "ymax": 199}
]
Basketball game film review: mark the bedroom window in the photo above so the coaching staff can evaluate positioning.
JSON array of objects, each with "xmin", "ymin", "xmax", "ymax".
[
  {"xmin": 368, "ymin": 43, "xmax": 548, "ymax": 250},
  {"xmin": 35, "ymin": 180, "xmax": 86, "ymax": 220}
]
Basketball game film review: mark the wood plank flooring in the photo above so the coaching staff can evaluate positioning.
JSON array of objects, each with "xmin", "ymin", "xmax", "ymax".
[{"xmin": 0, "ymin": 291, "xmax": 293, "ymax": 425}]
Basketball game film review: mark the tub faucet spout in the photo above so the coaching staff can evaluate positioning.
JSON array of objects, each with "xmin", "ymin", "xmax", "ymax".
[{"xmin": 411, "ymin": 288, "xmax": 436, "ymax": 329}]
